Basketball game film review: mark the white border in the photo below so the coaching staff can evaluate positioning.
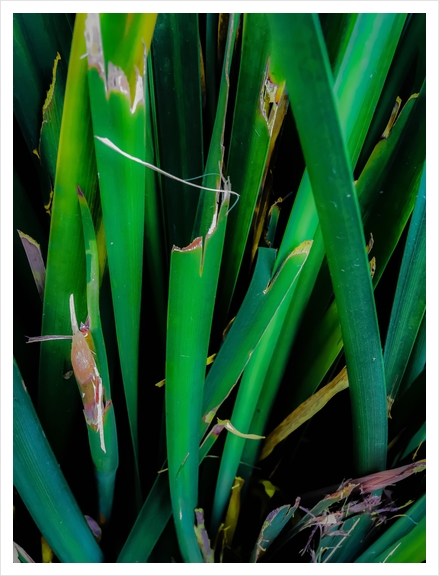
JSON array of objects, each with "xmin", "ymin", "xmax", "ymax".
[{"xmin": 2, "ymin": 3, "xmax": 438, "ymax": 575}]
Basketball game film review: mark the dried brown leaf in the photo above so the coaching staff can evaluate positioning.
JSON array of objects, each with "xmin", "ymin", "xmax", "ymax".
[{"xmin": 259, "ymin": 366, "xmax": 349, "ymax": 461}]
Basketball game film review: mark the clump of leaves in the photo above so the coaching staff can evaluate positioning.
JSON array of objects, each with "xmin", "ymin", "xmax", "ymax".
[{"xmin": 12, "ymin": 12, "xmax": 426, "ymax": 564}]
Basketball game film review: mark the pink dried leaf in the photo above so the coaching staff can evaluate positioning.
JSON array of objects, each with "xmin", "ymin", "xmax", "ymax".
[{"xmin": 353, "ymin": 460, "xmax": 426, "ymax": 494}]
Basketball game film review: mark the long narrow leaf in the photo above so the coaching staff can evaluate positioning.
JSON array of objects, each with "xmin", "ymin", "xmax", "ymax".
[
  {"xmin": 283, "ymin": 84, "xmax": 426, "ymax": 417},
  {"xmin": 373, "ymin": 515, "xmax": 426, "ymax": 563},
  {"xmin": 143, "ymin": 54, "xmax": 168, "ymax": 343},
  {"xmin": 151, "ymin": 14, "xmax": 204, "ymax": 249},
  {"xmin": 13, "ymin": 359, "xmax": 103, "ymax": 563},
  {"xmin": 87, "ymin": 13, "xmax": 156, "ymax": 502},
  {"xmin": 117, "ymin": 240, "xmax": 310, "ymax": 562},
  {"xmin": 216, "ymin": 13, "xmax": 277, "ymax": 322},
  {"xmin": 77, "ymin": 187, "xmax": 118, "ymax": 524},
  {"xmin": 269, "ymin": 13, "xmax": 387, "ymax": 475},
  {"xmin": 238, "ymin": 13, "xmax": 406, "ymax": 482},
  {"xmin": 355, "ymin": 494, "xmax": 426, "ymax": 562},
  {"xmin": 357, "ymin": 13, "xmax": 425, "ymax": 172},
  {"xmin": 192, "ymin": 13, "xmax": 240, "ymax": 239},
  {"xmin": 37, "ymin": 14, "xmax": 98, "ymax": 460},
  {"xmin": 250, "ymin": 501, "xmax": 300, "ymax": 562},
  {"xmin": 201, "ymin": 242, "xmax": 311, "ymax": 435},
  {"xmin": 13, "ymin": 13, "xmax": 71, "ymax": 156},
  {"xmin": 399, "ymin": 312, "xmax": 426, "ymax": 396},
  {"xmin": 117, "ymin": 421, "xmax": 227, "ymax": 562},
  {"xmin": 166, "ymin": 211, "xmax": 228, "ymax": 563},
  {"xmin": 384, "ymin": 163, "xmax": 426, "ymax": 405},
  {"xmin": 165, "ymin": 14, "xmax": 240, "ymax": 563}
]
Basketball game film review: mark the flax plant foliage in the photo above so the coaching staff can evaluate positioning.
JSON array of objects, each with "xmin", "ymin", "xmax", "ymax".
[{"xmin": 13, "ymin": 12, "xmax": 426, "ymax": 564}]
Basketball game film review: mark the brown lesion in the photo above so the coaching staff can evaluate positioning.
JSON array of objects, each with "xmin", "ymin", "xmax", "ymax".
[
  {"xmin": 259, "ymin": 63, "xmax": 287, "ymax": 137},
  {"xmin": 172, "ymin": 236, "xmax": 203, "ymax": 253},
  {"xmin": 83, "ymin": 397, "xmax": 112, "ymax": 431},
  {"xmin": 366, "ymin": 233, "xmax": 376, "ymax": 279},
  {"xmin": 381, "ymin": 96, "xmax": 402, "ymax": 140},
  {"xmin": 71, "ymin": 331, "xmax": 95, "ymax": 386}
]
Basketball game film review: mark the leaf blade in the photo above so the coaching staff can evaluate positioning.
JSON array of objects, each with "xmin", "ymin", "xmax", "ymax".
[
  {"xmin": 268, "ymin": 13, "xmax": 387, "ymax": 475},
  {"xmin": 13, "ymin": 359, "xmax": 104, "ymax": 563}
]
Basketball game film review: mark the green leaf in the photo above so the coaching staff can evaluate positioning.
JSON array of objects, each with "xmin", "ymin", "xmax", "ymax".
[
  {"xmin": 319, "ymin": 14, "xmax": 358, "ymax": 77},
  {"xmin": 384, "ymin": 163, "xmax": 426, "ymax": 405},
  {"xmin": 192, "ymin": 13, "xmax": 241, "ymax": 239},
  {"xmin": 399, "ymin": 424, "xmax": 427, "ymax": 463},
  {"xmin": 269, "ymin": 13, "xmax": 387, "ymax": 476},
  {"xmin": 237, "ymin": 13, "xmax": 406, "ymax": 482},
  {"xmin": 37, "ymin": 14, "xmax": 98, "ymax": 460},
  {"xmin": 391, "ymin": 377, "xmax": 426, "ymax": 466},
  {"xmin": 13, "ymin": 13, "xmax": 71, "ymax": 155},
  {"xmin": 77, "ymin": 187, "xmax": 118, "ymax": 524},
  {"xmin": 117, "ymin": 423, "xmax": 227, "ymax": 563},
  {"xmin": 116, "ymin": 469, "xmax": 172, "ymax": 563},
  {"xmin": 355, "ymin": 494, "xmax": 426, "ymax": 562},
  {"xmin": 250, "ymin": 501, "xmax": 300, "ymax": 562},
  {"xmin": 357, "ymin": 14, "xmax": 425, "ymax": 172},
  {"xmin": 275, "ymin": 13, "xmax": 406, "ymax": 272},
  {"xmin": 201, "ymin": 242, "xmax": 311, "ymax": 434},
  {"xmin": 117, "ymin": 241, "xmax": 310, "ymax": 562},
  {"xmin": 37, "ymin": 52, "xmax": 64, "ymax": 187},
  {"xmin": 13, "ymin": 359, "xmax": 103, "ymax": 563},
  {"xmin": 143, "ymin": 54, "xmax": 168, "ymax": 343},
  {"xmin": 399, "ymin": 312, "xmax": 426, "ymax": 396},
  {"xmin": 87, "ymin": 14, "xmax": 156, "ymax": 501},
  {"xmin": 320, "ymin": 514, "xmax": 374, "ymax": 563},
  {"xmin": 210, "ymin": 313, "xmax": 283, "ymax": 532},
  {"xmin": 164, "ymin": 14, "xmax": 240, "ymax": 563},
  {"xmin": 215, "ymin": 13, "xmax": 273, "ymax": 321},
  {"xmin": 285, "ymin": 84, "xmax": 426, "ymax": 419},
  {"xmin": 204, "ymin": 14, "xmax": 219, "ymax": 141},
  {"xmin": 166, "ymin": 206, "xmax": 229, "ymax": 563},
  {"xmin": 237, "ymin": 228, "xmax": 327, "ymax": 484},
  {"xmin": 151, "ymin": 14, "xmax": 204, "ymax": 249},
  {"xmin": 373, "ymin": 514, "xmax": 426, "ymax": 563}
]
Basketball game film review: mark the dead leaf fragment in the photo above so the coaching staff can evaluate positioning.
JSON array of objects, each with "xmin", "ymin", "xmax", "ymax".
[
  {"xmin": 223, "ymin": 477, "xmax": 245, "ymax": 546},
  {"xmin": 194, "ymin": 508, "xmax": 214, "ymax": 563},
  {"xmin": 259, "ymin": 366, "xmax": 349, "ymax": 461},
  {"xmin": 17, "ymin": 230, "xmax": 46, "ymax": 300},
  {"xmin": 353, "ymin": 459, "xmax": 426, "ymax": 494},
  {"xmin": 217, "ymin": 418, "xmax": 265, "ymax": 440}
]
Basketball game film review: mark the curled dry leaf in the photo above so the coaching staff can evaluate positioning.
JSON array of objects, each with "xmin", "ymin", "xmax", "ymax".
[
  {"xmin": 259, "ymin": 366, "xmax": 349, "ymax": 461},
  {"xmin": 353, "ymin": 459, "xmax": 426, "ymax": 494},
  {"xmin": 216, "ymin": 418, "xmax": 265, "ymax": 440}
]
